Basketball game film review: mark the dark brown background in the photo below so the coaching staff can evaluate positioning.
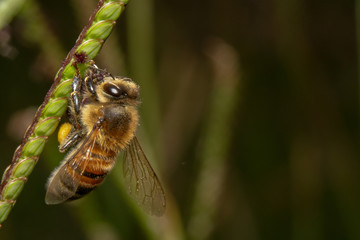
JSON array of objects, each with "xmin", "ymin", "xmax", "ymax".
[{"xmin": 0, "ymin": 0, "xmax": 358, "ymax": 239}]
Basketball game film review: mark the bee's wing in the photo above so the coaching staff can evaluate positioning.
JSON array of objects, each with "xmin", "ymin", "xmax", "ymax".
[
  {"xmin": 123, "ymin": 137, "xmax": 166, "ymax": 216},
  {"xmin": 45, "ymin": 125, "xmax": 101, "ymax": 205}
]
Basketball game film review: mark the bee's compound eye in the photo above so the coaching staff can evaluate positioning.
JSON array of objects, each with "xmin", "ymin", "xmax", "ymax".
[{"xmin": 103, "ymin": 83, "xmax": 126, "ymax": 98}]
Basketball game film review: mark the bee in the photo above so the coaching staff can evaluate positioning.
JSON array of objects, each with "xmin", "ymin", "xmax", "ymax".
[{"xmin": 45, "ymin": 65, "xmax": 166, "ymax": 216}]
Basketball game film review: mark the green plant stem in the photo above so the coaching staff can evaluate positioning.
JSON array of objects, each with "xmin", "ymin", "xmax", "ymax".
[{"xmin": 0, "ymin": 0, "xmax": 129, "ymax": 226}]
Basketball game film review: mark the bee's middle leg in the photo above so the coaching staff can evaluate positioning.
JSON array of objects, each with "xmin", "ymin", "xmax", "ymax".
[{"xmin": 59, "ymin": 75, "xmax": 83, "ymax": 152}]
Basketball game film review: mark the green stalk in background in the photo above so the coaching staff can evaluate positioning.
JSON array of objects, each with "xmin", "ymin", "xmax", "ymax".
[
  {"xmin": 188, "ymin": 38, "xmax": 241, "ymax": 240},
  {"xmin": 356, "ymin": 0, "xmax": 360, "ymax": 131},
  {"xmin": 0, "ymin": 0, "xmax": 129, "ymax": 226},
  {"xmin": 127, "ymin": 0, "xmax": 162, "ymax": 156},
  {"xmin": 124, "ymin": 1, "xmax": 185, "ymax": 239},
  {"xmin": 0, "ymin": 0, "xmax": 26, "ymax": 30}
]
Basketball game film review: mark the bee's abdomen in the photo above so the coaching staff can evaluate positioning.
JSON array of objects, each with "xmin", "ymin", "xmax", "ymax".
[{"xmin": 69, "ymin": 146, "xmax": 117, "ymax": 200}]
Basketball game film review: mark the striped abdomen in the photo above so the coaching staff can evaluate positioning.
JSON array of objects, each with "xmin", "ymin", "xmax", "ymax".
[
  {"xmin": 69, "ymin": 142, "xmax": 117, "ymax": 200},
  {"xmin": 45, "ymin": 142, "xmax": 118, "ymax": 205}
]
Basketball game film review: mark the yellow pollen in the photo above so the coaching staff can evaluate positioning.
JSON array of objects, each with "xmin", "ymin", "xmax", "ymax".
[{"xmin": 57, "ymin": 122, "xmax": 72, "ymax": 145}]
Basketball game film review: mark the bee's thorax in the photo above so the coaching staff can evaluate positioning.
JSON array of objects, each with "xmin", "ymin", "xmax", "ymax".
[{"xmin": 81, "ymin": 102, "xmax": 139, "ymax": 152}]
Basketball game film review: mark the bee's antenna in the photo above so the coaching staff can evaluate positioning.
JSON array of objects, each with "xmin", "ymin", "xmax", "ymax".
[
  {"xmin": 88, "ymin": 64, "xmax": 115, "ymax": 80},
  {"xmin": 89, "ymin": 64, "xmax": 107, "ymax": 73}
]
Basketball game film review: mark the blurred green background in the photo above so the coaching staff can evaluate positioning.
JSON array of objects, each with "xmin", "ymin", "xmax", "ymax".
[{"xmin": 0, "ymin": 0, "xmax": 358, "ymax": 239}]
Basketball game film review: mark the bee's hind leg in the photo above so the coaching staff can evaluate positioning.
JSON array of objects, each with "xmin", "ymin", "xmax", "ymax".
[
  {"xmin": 59, "ymin": 130, "xmax": 83, "ymax": 153},
  {"xmin": 57, "ymin": 122, "xmax": 83, "ymax": 153}
]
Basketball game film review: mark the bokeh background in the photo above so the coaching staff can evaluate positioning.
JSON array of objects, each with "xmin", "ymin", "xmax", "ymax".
[{"xmin": 0, "ymin": 0, "xmax": 358, "ymax": 239}]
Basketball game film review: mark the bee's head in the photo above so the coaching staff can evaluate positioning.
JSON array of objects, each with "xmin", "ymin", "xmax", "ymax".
[{"xmin": 97, "ymin": 77, "xmax": 140, "ymax": 106}]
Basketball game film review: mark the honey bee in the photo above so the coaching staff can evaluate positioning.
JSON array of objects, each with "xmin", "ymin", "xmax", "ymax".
[{"xmin": 45, "ymin": 65, "xmax": 166, "ymax": 216}]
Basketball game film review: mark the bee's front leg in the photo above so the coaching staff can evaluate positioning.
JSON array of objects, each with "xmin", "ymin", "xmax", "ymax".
[
  {"xmin": 71, "ymin": 75, "xmax": 82, "ymax": 114},
  {"xmin": 84, "ymin": 75, "xmax": 96, "ymax": 96},
  {"xmin": 68, "ymin": 74, "xmax": 85, "ymax": 131}
]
